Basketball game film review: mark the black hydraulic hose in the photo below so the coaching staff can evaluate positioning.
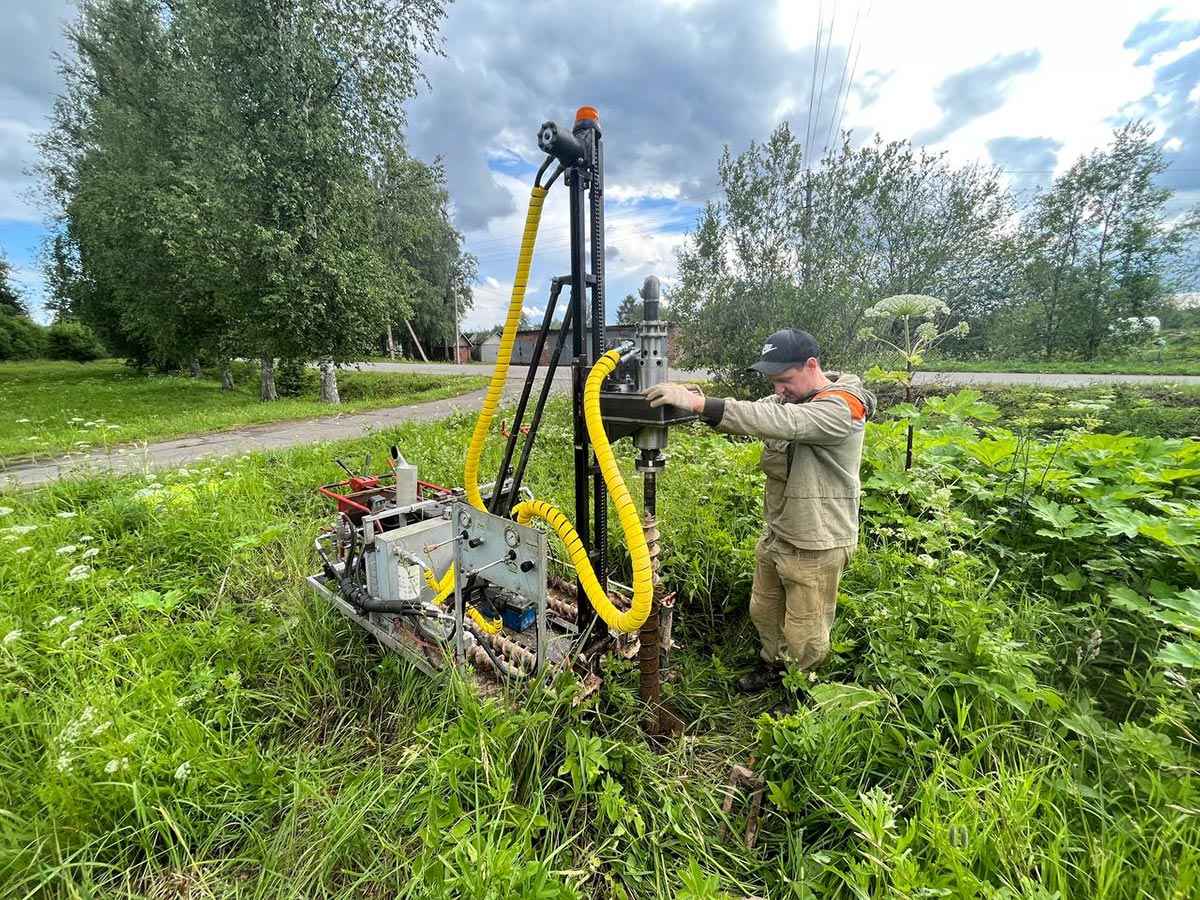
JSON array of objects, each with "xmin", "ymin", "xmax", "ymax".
[
  {"xmin": 534, "ymin": 155, "xmax": 553, "ymax": 189},
  {"xmin": 490, "ymin": 278, "xmax": 565, "ymax": 515},
  {"xmin": 505, "ymin": 297, "xmax": 576, "ymax": 510}
]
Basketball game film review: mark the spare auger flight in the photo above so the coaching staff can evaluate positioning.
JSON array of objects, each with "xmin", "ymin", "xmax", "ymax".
[{"xmin": 307, "ymin": 107, "xmax": 695, "ymax": 735}]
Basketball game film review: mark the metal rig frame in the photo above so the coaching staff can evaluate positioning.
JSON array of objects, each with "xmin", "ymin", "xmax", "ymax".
[{"xmin": 308, "ymin": 108, "xmax": 695, "ymax": 733}]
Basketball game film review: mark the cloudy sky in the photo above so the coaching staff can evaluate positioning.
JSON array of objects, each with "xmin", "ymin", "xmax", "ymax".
[{"xmin": 2, "ymin": 0, "xmax": 1199, "ymax": 328}]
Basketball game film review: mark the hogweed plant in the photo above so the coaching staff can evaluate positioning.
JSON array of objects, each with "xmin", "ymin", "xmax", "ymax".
[{"xmin": 859, "ymin": 293, "xmax": 969, "ymax": 469}]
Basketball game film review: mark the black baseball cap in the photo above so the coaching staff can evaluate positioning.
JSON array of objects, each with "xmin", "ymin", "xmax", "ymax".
[{"xmin": 748, "ymin": 329, "xmax": 820, "ymax": 375}]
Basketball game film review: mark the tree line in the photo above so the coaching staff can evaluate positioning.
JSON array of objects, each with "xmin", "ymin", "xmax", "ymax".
[
  {"xmin": 36, "ymin": 0, "xmax": 468, "ymax": 401},
  {"xmin": 670, "ymin": 121, "xmax": 1199, "ymax": 391}
]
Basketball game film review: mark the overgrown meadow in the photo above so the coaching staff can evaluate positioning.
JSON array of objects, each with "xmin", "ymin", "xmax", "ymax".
[{"xmin": 1, "ymin": 391, "xmax": 1197, "ymax": 898}]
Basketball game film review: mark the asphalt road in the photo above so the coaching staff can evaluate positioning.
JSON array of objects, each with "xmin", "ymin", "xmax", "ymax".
[
  {"xmin": 4, "ymin": 363, "xmax": 1196, "ymax": 488},
  {"xmin": 358, "ymin": 360, "xmax": 1200, "ymax": 387}
]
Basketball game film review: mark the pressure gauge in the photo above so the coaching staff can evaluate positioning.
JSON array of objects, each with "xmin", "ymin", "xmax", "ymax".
[
  {"xmin": 458, "ymin": 510, "xmax": 472, "ymax": 529},
  {"xmin": 503, "ymin": 526, "xmax": 520, "ymax": 549}
]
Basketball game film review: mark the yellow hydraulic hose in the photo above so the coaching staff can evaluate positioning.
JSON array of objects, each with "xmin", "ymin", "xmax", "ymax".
[
  {"xmin": 422, "ymin": 566, "xmax": 501, "ymax": 635},
  {"xmin": 458, "ymin": 182, "xmax": 651, "ymax": 634},
  {"xmin": 512, "ymin": 350, "xmax": 652, "ymax": 634},
  {"xmin": 464, "ymin": 185, "xmax": 549, "ymax": 512},
  {"xmin": 436, "ymin": 183, "xmax": 545, "ymax": 636}
]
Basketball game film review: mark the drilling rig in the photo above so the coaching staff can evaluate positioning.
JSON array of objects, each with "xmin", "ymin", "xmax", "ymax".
[{"xmin": 307, "ymin": 107, "xmax": 693, "ymax": 735}]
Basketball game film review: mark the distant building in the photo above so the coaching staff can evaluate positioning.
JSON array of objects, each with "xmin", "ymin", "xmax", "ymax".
[
  {"xmin": 510, "ymin": 323, "xmax": 682, "ymax": 366},
  {"xmin": 479, "ymin": 332, "xmax": 503, "ymax": 363},
  {"xmin": 424, "ymin": 332, "xmax": 473, "ymax": 363}
]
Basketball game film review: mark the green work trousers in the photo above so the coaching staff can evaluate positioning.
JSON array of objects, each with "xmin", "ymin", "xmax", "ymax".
[{"xmin": 750, "ymin": 530, "xmax": 852, "ymax": 670}]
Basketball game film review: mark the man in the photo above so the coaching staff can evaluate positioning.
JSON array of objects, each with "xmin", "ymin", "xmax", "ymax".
[{"xmin": 646, "ymin": 328, "xmax": 876, "ymax": 705}]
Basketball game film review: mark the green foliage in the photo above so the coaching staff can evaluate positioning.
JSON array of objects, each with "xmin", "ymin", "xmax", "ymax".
[
  {"xmin": 670, "ymin": 125, "xmax": 1016, "ymax": 391},
  {"xmin": 0, "ymin": 255, "xmax": 26, "ymax": 317},
  {"xmin": 1, "ymin": 391, "xmax": 1198, "ymax": 897},
  {"xmin": 274, "ymin": 358, "xmax": 313, "ymax": 399},
  {"xmin": 0, "ymin": 359, "xmax": 488, "ymax": 460},
  {"xmin": 45, "ymin": 321, "xmax": 106, "ymax": 362},
  {"xmin": 990, "ymin": 121, "xmax": 1187, "ymax": 362},
  {"xmin": 0, "ymin": 314, "xmax": 48, "ymax": 361},
  {"xmin": 37, "ymin": 0, "xmax": 456, "ymax": 375}
]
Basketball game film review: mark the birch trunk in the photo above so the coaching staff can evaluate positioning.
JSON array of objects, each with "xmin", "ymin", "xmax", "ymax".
[
  {"xmin": 318, "ymin": 358, "xmax": 341, "ymax": 404},
  {"xmin": 260, "ymin": 358, "xmax": 278, "ymax": 402}
]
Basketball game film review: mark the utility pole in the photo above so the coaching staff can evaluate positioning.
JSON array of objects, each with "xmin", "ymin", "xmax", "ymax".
[{"xmin": 453, "ymin": 275, "xmax": 461, "ymax": 365}]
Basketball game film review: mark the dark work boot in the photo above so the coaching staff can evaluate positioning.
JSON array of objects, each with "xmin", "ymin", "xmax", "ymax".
[{"xmin": 736, "ymin": 659, "xmax": 784, "ymax": 694}]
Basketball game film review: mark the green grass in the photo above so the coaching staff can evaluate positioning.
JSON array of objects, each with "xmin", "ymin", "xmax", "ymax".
[
  {"xmin": 0, "ymin": 360, "xmax": 490, "ymax": 462},
  {"xmin": 926, "ymin": 357, "xmax": 1200, "ymax": 376},
  {"xmin": 928, "ymin": 330, "xmax": 1200, "ymax": 376},
  {"xmin": 1, "ymin": 394, "xmax": 1197, "ymax": 897}
]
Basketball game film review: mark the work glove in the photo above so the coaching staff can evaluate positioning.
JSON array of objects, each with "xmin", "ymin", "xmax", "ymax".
[{"xmin": 645, "ymin": 382, "xmax": 704, "ymax": 412}]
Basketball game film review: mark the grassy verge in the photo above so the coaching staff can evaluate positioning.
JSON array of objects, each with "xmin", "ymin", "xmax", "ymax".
[
  {"xmin": 926, "ymin": 357, "xmax": 1200, "ymax": 376},
  {"xmin": 1, "ymin": 394, "xmax": 1196, "ymax": 897},
  {"xmin": 926, "ymin": 330, "xmax": 1200, "ymax": 376},
  {"xmin": 0, "ymin": 360, "xmax": 489, "ymax": 462}
]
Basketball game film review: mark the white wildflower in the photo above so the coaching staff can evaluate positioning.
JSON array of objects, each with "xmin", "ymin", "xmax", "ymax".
[
  {"xmin": 56, "ymin": 752, "xmax": 72, "ymax": 773},
  {"xmin": 16, "ymin": 546, "xmax": 31, "ymax": 554},
  {"xmin": 82, "ymin": 548, "xmax": 100, "ymax": 559},
  {"xmin": 83, "ymin": 421, "xmax": 96, "ymax": 428},
  {"xmin": 91, "ymin": 720, "xmax": 112, "ymax": 737},
  {"xmin": 55, "ymin": 545, "xmax": 77, "ymax": 555},
  {"xmin": 69, "ymin": 417, "xmax": 84, "ymax": 423},
  {"xmin": 68, "ymin": 619, "xmax": 84, "ymax": 632},
  {"xmin": 122, "ymin": 732, "xmax": 138, "ymax": 745},
  {"xmin": 103, "ymin": 757, "xmax": 129, "ymax": 774},
  {"xmin": 916, "ymin": 553, "xmax": 937, "ymax": 568},
  {"xmin": 174, "ymin": 761, "xmax": 192, "ymax": 781},
  {"xmin": 864, "ymin": 294, "xmax": 950, "ymax": 320},
  {"xmin": 15, "ymin": 418, "xmax": 30, "ymax": 424},
  {"xmin": 56, "ymin": 511, "xmax": 78, "ymax": 519},
  {"xmin": 3, "ymin": 629, "xmax": 21, "ymax": 645},
  {"xmin": 107, "ymin": 424, "xmax": 121, "ymax": 430},
  {"xmin": 48, "ymin": 615, "xmax": 68, "ymax": 627},
  {"xmin": 7, "ymin": 525, "xmax": 37, "ymax": 535},
  {"xmin": 60, "ymin": 636, "xmax": 77, "ymax": 648},
  {"xmin": 66, "ymin": 565, "xmax": 91, "ymax": 582},
  {"xmin": 915, "ymin": 322, "xmax": 939, "ymax": 343},
  {"xmin": 78, "ymin": 535, "xmax": 93, "ymax": 542},
  {"xmin": 0, "ymin": 507, "xmax": 12, "ymax": 516}
]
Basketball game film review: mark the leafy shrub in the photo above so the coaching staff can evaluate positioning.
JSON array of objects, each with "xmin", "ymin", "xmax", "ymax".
[
  {"xmin": 0, "ymin": 314, "xmax": 47, "ymax": 360},
  {"xmin": 274, "ymin": 357, "xmax": 314, "ymax": 397},
  {"xmin": 45, "ymin": 320, "xmax": 107, "ymax": 361}
]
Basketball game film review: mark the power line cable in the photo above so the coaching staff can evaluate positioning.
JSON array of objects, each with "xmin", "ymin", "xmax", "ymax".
[
  {"xmin": 824, "ymin": 0, "xmax": 862, "ymax": 156},
  {"xmin": 812, "ymin": 0, "xmax": 839, "ymax": 160},
  {"xmin": 831, "ymin": 0, "xmax": 872, "ymax": 154},
  {"xmin": 804, "ymin": 0, "xmax": 824, "ymax": 169}
]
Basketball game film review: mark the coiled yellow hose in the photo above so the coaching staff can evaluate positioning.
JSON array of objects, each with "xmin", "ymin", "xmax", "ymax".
[
  {"xmin": 512, "ymin": 350, "xmax": 652, "ymax": 633},
  {"xmin": 464, "ymin": 185, "xmax": 549, "ymax": 512},
  {"xmin": 459, "ymin": 183, "xmax": 651, "ymax": 634}
]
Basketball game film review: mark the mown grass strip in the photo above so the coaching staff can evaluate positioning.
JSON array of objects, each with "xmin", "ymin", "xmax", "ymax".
[{"xmin": 0, "ymin": 360, "xmax": 490, "ymax": 461}]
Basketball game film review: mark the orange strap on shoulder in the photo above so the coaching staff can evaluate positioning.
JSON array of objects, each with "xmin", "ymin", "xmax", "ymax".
[{"xmin": 814, "ymin": 389, "xmax": 866, "ymax": 422}]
